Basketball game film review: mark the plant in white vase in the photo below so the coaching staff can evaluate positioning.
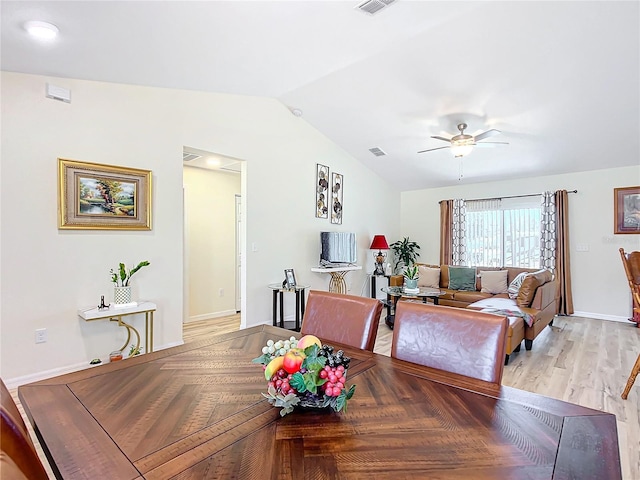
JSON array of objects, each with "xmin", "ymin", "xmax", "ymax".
[
  {"xmin": 403, "ymin": 264, "xmax": 419, "ymax": 290},
  {"xmin": 110, "ymin": 261, "xmax": 150, "ymax": 304}
]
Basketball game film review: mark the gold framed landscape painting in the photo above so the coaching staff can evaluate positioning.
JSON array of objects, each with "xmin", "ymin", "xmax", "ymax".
[
  {"xmin": 614, "ymin": 186, "xmax": 640, "ymax": 234},
  {"xmin": 58, "ymin": 158, "xmax": 152, "ymax": 230}
]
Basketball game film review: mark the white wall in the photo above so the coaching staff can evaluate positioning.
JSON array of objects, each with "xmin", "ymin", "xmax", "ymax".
[
  {"xmin": 183, "ymin": 166, "xmax": 240, "ymax": 321},
  {"xmin": 0, "ymin": 72, "xmax": 400, "ymax": 385},
  {"xmin": 401, "ymin": 166, "xmax": 640, "ymax": 321}
]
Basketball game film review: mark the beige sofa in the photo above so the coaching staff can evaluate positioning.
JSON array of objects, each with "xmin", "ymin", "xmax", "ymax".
[{"xmin": 415, "ymin": 264, "xmax": 559, "ymax": 356}]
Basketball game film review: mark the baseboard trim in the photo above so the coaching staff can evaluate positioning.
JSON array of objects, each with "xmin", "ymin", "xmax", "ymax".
[
  {"xmin": 185, "ymin": 310, "xmax": 237, "ymax": 323},
  {"xmin": 4, "ymin": 340, "xmax": 185, "ymax": 390},
  {"xmin": 571, "ymin": 311, "xmax": 632, "ymax": 324}
]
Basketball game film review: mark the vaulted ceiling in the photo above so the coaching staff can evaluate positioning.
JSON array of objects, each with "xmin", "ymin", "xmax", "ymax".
[{"xmin": 2, "ymin": 1, "xmax": 638, "ymax": 190}]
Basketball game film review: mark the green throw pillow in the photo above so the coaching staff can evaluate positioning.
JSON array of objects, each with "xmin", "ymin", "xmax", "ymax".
[{"xmin": 448, "ymin": 266, "xmax": 477, "ymax": 291}]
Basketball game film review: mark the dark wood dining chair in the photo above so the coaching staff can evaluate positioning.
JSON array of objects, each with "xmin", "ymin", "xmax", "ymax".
[
  {"xmin": 300, "ymin": 290, "xmax": 383, "ymax": 351},
  {"xmin": 391, "ymin": 302, "xmax": 509, "ymax": 385},
  {"xmin": 1, "ymin": 378, "xmax": 49, "ymax": 480},
  {"xmin": 619, "ymin": 248, "xmax": 640, "ymax": 399}
]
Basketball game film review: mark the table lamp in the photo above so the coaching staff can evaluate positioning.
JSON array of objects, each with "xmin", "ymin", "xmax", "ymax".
[{"xmin": 370, "ymin": 235, "xmax": 390, "ymax": 276}]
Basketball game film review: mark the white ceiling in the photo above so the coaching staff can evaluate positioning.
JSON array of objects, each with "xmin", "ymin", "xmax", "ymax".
[{"xmin": 2, "ymin": 1, "xmax": 639, "ymax": 190}]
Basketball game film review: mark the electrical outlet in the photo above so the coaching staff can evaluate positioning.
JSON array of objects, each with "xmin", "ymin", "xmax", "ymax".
[
  {"xmin": 219, "ymin": 288, "xmax": 224, "ymax": 297},
  {"xmin": 35, "ymin": 328, "xmax": 47, "ymax": 344}
]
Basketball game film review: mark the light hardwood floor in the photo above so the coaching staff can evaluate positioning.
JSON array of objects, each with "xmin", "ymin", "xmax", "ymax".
[{"xmin": 12, "ymin": 313, "xmax": 640, "ymax": 479}]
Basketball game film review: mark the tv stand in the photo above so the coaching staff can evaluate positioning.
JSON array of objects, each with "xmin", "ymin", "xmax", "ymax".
[{"xmin": 311, "ymin": 265, "xmax": 362, "ymax": 294}]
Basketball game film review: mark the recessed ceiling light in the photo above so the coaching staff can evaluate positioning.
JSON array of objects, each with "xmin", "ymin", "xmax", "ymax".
[
  {"xmin": 206, "ymin": 158, "xmax": 221, "ymax": 167},
  {"xmin": 24, "ymin": 21, "xmax": 59, "ymax": 40}
]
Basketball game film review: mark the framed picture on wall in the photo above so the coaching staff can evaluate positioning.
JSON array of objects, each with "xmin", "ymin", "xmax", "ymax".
[
  {"xmin": 614, "ymin": 186, "xmax": 640, "ymax": 234},
  {"xmin": 316, "ymin": 164, "xmax": 329, "ymax": 219},
  {"xmin": 58, "ymin": 158, "xmax": 152, "ymax": 230},
  {"xmin": 330, "ymin": 172, "xmax": 343, "ymax": 225}
]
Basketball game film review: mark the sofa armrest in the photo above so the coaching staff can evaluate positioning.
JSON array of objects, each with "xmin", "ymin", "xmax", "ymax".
[{"xmin": 530, "ymin": 279, "xmax": 559, "ymax": 311}]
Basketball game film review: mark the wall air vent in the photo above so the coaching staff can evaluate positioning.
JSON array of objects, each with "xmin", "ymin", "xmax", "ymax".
[
  {"xmin": 355, "ymin": 0, "xmax": 397, "ymax": 16},
  {"xmin": 369, "ymin": 147, "xmax": 387, "ymax": 157},
  {"xmin": 183, "ymin": 153, "xmax": 201, "ymax": 162}
]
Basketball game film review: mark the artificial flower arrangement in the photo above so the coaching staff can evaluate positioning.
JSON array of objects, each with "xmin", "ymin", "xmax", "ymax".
[{"xmin": 252, "ymin": 334, "xmax": 355, "ymax": 416}]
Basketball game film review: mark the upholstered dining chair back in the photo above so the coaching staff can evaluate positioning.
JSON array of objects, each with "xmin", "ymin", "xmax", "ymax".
[
  {"xmin": 391, "ymin": 302, "xmax": 509, "ymax": 384},
  {"xmin": 301, "ymin": 290, "xmax": 383, "ymax": 351},
  {"xmin": 1, "ymin": 378, "xmax": 49, "ymax": 480}
]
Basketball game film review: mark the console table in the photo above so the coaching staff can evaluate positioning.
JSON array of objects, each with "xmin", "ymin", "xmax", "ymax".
[
  {"xmin": 311, "ymin": 265, "xmax": 362, "ymax": 294},
  {"xmin": 267, "ymin": 284, "xmax": 309, "ymax": 331},
  {"xmin": 78, "ymin": 301, "xmax": 156, "ymax": 355}
]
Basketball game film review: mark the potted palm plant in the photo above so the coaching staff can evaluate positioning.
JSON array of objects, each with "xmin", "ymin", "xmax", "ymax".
[{"xmin": 390, "ymin": 237, "xmax": 420, "ymax": 274}]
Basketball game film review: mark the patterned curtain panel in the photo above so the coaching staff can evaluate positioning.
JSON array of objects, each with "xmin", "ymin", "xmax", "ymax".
[
  {"xmin": 452, "ymin": 199, "xmax": 466, "ymax": 266},
  {"xmin": 540, "ymin": 191, "xmax": 557, "ymax": 271}
]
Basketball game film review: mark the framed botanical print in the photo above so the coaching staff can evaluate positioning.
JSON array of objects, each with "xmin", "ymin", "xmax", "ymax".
[{"xmin": 58, "ymin": 158, "xmax": 152, "ymax": 230}]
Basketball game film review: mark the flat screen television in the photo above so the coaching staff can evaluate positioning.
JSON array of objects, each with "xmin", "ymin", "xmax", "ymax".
[{"xmin": 319, "ymin": 232, "xmax": 357, "ymax": 265}]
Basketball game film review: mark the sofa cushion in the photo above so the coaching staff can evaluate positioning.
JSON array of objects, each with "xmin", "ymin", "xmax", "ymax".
[
  {"xmin": 453, "ymin": 290, "xmax": 493, "ymax": 303},
  {"xmin": 516, "ymin": 269, "xmax": 552, "ymax": 307},
  {"xmin": 480, "ymin": 270, "xmax": 509, "ymax": 294},
  {"xmin": 437, "ymin": 289, "xmax": 456, "ymax": 301},
  {"xmin": 508, "ymin": 272, "xmax": 529, "ymax": 299},
  {"xmin": 418, "ymin": 266, "xmax": 440, "ymax": 288},
  {"xmin": 448, "ymin": 266, "xmax": 476, "ymax": 291}
]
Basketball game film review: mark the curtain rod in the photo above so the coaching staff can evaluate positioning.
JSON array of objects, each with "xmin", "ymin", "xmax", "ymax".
[{"xmin": 439, "ymin": 190, "xmax": 577, "ymax": 204}]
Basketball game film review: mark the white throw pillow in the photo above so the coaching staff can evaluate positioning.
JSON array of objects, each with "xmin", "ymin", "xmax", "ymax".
[
  {"xmin": 417, "ymin": 265, "xmax": 440, "ymax": 288},
  {"xmin": 507, "ymin": 272, "xmax": 530, "ymax": 299},
  {"xmin": 479, "ymin": 270, "xmax": 509, "ymax": 294}
]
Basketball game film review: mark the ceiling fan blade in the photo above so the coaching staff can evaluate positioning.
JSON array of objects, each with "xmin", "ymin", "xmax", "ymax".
[
  {"xmin": 417, "ymin": 146, "xmax": 450, "ymax": 154},
  {"xmin": 430, "ymin": 135, "xmax": 452, "ymax": 142},
  {"xmin": 473, "ymin": 129, "xmax": 501, "ymax": 142},
  {"xmin": 474, "ymin": 141, "xmax": 509, "ymax": 147}
]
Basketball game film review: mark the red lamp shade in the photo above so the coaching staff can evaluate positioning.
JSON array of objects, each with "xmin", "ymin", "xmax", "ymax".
[{"xmin": 370, "ymin": 235, "xmax": 389, "ymax": 250}]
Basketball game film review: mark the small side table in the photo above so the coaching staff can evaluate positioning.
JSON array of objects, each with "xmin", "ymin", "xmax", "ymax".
[
  {"xmin": 370, "ymin": 274, "xmax": 391, "ymax": 298},
  {"xmin": 268, "ymin": 284, "xmax": 309, "ymax": 331}
]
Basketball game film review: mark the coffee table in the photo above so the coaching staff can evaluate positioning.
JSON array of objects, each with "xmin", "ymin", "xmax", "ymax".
[{"xmin": 381, "ymin": 286, "xmax": 443, "ymax": 329}]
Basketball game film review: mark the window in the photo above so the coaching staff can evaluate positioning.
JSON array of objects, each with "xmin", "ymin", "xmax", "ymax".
[{"xmin": 465, "ymin": 197, "xmax": 541, "ymax": 268}]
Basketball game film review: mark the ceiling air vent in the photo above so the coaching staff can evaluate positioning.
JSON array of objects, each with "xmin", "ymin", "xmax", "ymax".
[
  {"xmin": 183, "ymin": 152, "xmax": 201, "ymax": 162},
  {"xmin": 369, "ymin": 147, "xmax": 387, "ymax": 157},
  {"xmin": 355, "ymin": 0, "xmax": 397, "ymax": 16}
]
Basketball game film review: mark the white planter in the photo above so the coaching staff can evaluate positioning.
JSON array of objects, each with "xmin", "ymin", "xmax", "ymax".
[{"xmin": 114, "ymin": 286, "xmax": 132, "ymax": 304}]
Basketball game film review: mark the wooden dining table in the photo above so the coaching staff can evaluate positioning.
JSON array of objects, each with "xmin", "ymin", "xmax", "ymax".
[{"xmin": 19, "ymin": 325, "xmax": 621, "ymax": 479}]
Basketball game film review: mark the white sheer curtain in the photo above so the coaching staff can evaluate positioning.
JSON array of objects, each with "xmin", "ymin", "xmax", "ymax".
[
  {"xmin": 465, "ymin": 199, "xmax": 501, "ymax": 266},
  {"xmin": 451, "ymin": 199, "xmax": 466, "ymax": 266},
  {"xmin": 540, "ymin": 191, "xmax": 556, "ymax": 271}
]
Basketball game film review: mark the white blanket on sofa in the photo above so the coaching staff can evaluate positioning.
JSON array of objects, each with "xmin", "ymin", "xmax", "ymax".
[{"xmin": 467, "ymin": 297, "xmax": 535, "ymax": 327}]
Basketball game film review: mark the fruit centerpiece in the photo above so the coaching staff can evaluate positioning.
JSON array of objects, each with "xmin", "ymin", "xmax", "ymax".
[{"xmin": 252, "ymin": 334, "xmax": 356, "ymax": 416}]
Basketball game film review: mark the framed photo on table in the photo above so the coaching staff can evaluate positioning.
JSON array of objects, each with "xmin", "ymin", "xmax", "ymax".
[
  {"xmin": 284, "ymin": 269, "xmax": 297, "ymax": 289},
  {"xmin": 58, "ymin": 158, "xmax": 152, "ymax": 230},
  {"xmin": 614, "ymin": 186, "xmax": 640, "ymax": 234}
]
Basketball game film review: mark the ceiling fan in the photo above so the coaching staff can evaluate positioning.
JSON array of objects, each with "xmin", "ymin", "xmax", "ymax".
[{"xmin": 418, "ymin": 123, "xmax": 508, "ymax": 157}]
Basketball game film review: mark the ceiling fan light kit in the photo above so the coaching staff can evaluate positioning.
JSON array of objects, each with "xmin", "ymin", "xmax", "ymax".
[
  {"xmin": 450, "ymin": 142, "xmax": 474, "ymax": 158},
  {"xmin": 418, "ymin": 122, "xmax": 508, "ymax": 157}
]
